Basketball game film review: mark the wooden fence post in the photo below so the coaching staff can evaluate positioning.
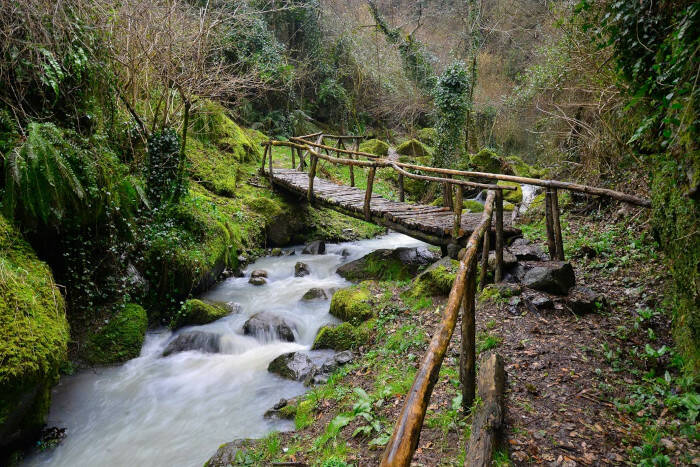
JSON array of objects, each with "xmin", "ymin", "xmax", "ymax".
[
  {"xmin": 307, "ymin": 154, "xmax": 318, "ymax": 202},
  {"xmin": 398, "ymin": 173, "xmax": 405, "ymax": 202},
  {"xmin": 444, "ymin": 179, "xmax": 454, "ymax": 210},
  {"xmin": 544, "ymin": 189, "xmax": 557, "ymax": 260},
  {"xmin": 479, "ymin": 212, "xmax": 491, "ymax": 290},
  {"xmin": 291, "ymin": 145, "xmax": 295, "ymax": 169},
  {"xmin": 268, "ymin": 144, "xmax": 274, "ymax": 184},
  {"xmin": 349, "ymin": 139, "xmax": 357, "ymax": 187},
  {"xmin": 260, "ymin": 144, "xmax": 268, "ymax": 175},
  {"xmin": 453, "ymin": 184, "xmax": 463, "ymax": 239},
  {"xmin": 460, "ymin": 254, "xmax": 477, "ymax": 410},
  {"xmin": 551, "ymin": 188, "xmax": 565, "ymax": 260},
  {"xmin": 364, "ymin": 166, "xmax": 376, "ymax": 220},
  {"xmin": 494, "ymin": 190, "xmax": 504, "ymax": 283}
]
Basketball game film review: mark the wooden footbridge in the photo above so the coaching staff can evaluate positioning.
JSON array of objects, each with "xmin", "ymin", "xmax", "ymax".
[{"xmin": 260, "ymin": 133, "xmax": 650, "ymax": 466}]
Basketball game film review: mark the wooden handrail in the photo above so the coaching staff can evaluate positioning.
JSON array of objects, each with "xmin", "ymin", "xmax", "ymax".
[
  {"xmin": 290, "ymin": 137, "xmax": 382, "ymax": 160},
  {"xmin": 380, "ymin": 192, "xmax": 497, "ymax": 467},
  {"xmin": 389, "ymin": 162, "xmax": 511, "ymax": 191}
]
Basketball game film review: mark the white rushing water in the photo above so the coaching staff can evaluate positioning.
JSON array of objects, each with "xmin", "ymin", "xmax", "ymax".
[{"xmin": 25, "ymin": 232, "xmax": 427, "ymax": 467}]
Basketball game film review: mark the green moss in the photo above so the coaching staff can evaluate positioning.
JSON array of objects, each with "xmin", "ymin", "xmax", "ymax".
[
  {"xmin": 503, "ymin": 200, "xmax": 515, "ymax": 211},
  {"xmin": 650, "ymin": 156, "xmax": 700, "ymax": 373},
  {"xmin": 85, "ymin": 303, "xmax": 147, "ymax": 364},
  {"xmin": 312, "ymin": 320, "xmax": 374, "ymax": 351},
  {"xmin": 498, "ymin": 181, "xmax": 523, "ymax": 204},
  {"xmin": 396, "ymin": 139, "xmax": 432, "ymax": 157},
  {"xmin": 190, "ymin": 100, "xmax": 261, "ymax": 163},
  {"xmin": 469, "ymin": 148, "xmax": 506, "ymax": 173},
  {"xmin": 505, "ymin": 155, "xmax": 545, "ymax": 178},
  {"xmin": 411, "ymin": 259, "xmax": 459, "ymax": 297},
  {"xmin": 169, "ymin": 299, "xmax": 230, "ymax": 330},
  {"xmin": 0, "ymin": 215, "xmax": 69, "ymax": 442},
  {"xmin": 463, "ymin": 199, "xmax": 485, "ymax": 213},
  {"xmin": 329, "ymin": 285, "xmax": 373, "ymax": 324},
  {"xmin": 359, "ymin": 139, "xmax": 389, "ymax": 157},
  {"xmin": 416, "ymin": 127, "xmax": 438, "ymax": 146}
]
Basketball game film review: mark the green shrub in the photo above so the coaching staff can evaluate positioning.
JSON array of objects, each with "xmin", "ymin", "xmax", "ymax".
[{"xmin": 416, "ymin": 127, "xmax": 437, "ymax": 146}]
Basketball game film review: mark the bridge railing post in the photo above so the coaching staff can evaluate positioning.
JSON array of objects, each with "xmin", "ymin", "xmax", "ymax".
[
  {"xmin": 398, "ymin": 173, "xmax": 405, "ymax": 202},
  {"xmin": 268, "ymin": 144, "xmax": 273, "ymax": 184},
  {"xmin": 551, "ymin": 188, "xmax": 565, "ymax": 260},
  {"xmin": 479, "ymin": 201, "xmax": 492, "ymax": 290},
  {"xmin": 364, "ymin": 166, "xmax": 376, "ymax": 221},
  {"xmin": 308, "ymin": 153, "xmax": 318, "ymax": 202},
  {"xmin": 453, "ymin": 184, "xmax": 463, "ymax": 239},
  {"xmin": 260, "ymin": 144, "xmax": 269, "ymax": 175},
  {"xmin": 494, "ymin": 189, "xmax": 504, "ymax": 282},
  {"xmin": 349, "ymin": 138, "xmax": 357, "ymax": 187},
  {"xmin": 460, "ymin": 251, "xmax": 477, "ymax": 411},
  {"xmin": 544, "ymin": 189, "xmax": 557, "ymax": 260}
]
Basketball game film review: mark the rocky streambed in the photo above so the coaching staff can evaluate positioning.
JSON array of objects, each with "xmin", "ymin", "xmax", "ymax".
[{"xmin": 23, "ymin": 232, "xmax": 429, "ymax": 467}]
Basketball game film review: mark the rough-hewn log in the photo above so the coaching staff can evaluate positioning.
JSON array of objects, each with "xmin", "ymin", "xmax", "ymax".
[
  {"xmin": 380, "ymin": 192, "xmax": 496, "ymax": 467},
  {"xmin": 453, "ymin": 184, "xmax": 463, "ymax": 239},
  {"xmin": 479, "ymin": 214, "xmax": 491, "ymax": 290},
  {"xmin": 494, "ymin": 191, "xmax": 504, "ymax": 283},
  {"xmin": 464, "ymin": 353, "xmax": 506, "ymax": 467},
  {"xmin": 390, "ymin": 163, "xmax": 511, "ymax": 191},
  {"xmin": 291, "ymin": 145, "xmax": 295, "ymax": 169},
  {"xmin": 268, "ymin": 143, "xmax": 274, "ymax": 183},
  {"xmin": 364, "ymin": 167, "xmax": 376, "ymax": 221},
  {"xmin": 544, "ymin": 190, "xmax": 557, "ymax": 260},
  {"xmin": 460, "ymin": 254, "xmax": 477, "ymax": 410},
  {"xmin": 260, "ymin": 144, "xmax": 269, "ymax": 174},
  {"xmin": 349, "ymin": 139, "xmax": 357, "ymax": 187},
  {"xmin": 295, "ymin": 131, "xmax": 323, "ymax": 140},
  {"xmin": 398, "ymin": 173, "xmax": 405, "ymax": 202},
  {"xmin": 551, "ymin": 188, "xmax": 565, "ymax": 260},
  {"xmin": 290, "ymin": 137, "xmax": 381, "ymax": 159},
  {"xmin": 307, "ymin": 154, "xmax": 318, "ymax": 201}
]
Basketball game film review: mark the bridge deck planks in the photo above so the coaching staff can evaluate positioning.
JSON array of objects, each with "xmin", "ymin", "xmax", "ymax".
[{"xmin": 268, "ymin": 168, "xmax": 520, "ymax": 245}]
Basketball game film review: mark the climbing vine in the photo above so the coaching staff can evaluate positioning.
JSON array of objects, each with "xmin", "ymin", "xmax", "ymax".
[{"xmin": 432, "ymin": 62, "xmax": 470, "ymax": 170}]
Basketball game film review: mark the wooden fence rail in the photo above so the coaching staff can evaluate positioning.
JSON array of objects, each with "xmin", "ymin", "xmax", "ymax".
[{"xmin": 262, "ymin": 134, "xmax": 652, "ymax": 466}]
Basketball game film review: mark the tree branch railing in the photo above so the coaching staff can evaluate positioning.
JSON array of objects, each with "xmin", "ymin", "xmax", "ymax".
[{"xmin": 260, "ymin": 134, "xmax": 652, "ymax": 466}]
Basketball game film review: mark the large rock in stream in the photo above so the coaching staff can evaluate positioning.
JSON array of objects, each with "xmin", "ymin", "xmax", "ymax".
[
  {"xmin": 242, "ymin": 312, "xmax": 297, "ymax": 342},
  {"xmin": 162, "ymin": 331, "xmax": 221, "ymax": 356},
  {"xmin": 336, "ymin": 246, "xmax": 439, "ymax": 281}
]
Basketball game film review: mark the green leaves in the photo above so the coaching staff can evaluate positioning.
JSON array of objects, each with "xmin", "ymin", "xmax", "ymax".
[{"xmin": 433, "ymin": 61, "xmax": 470, "ymax": 169}]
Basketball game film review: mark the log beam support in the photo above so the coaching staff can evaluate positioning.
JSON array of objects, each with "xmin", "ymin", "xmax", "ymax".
[{"xmin": 364, "ymin": 166, "xmax": 376, "ymax": 220}]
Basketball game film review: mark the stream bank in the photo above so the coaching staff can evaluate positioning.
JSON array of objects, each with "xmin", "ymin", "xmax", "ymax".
[{"xmin": 23, "ymin": 233, "xmax": 427, "ymax": 467}]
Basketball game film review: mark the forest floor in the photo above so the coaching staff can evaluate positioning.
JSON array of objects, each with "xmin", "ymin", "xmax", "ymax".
[{"xmin": 220, "ymin": 206, "xmax": 699, "ymax": 466}]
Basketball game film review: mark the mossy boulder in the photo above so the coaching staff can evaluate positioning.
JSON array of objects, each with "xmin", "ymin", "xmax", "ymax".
[
  {"xmin": 396, "ymin": 139, "xmax": 432, "ymax": 157},
  {"xmin": 169, "ymin": 299, "xmax": 230, "ymax": 330},
  {"xmin": 411, "ymin": 257, "xmax": 460, "ymax": 297},
  {"xmin": 505, "ymin": 155, "xmax": 546, "ymax": 178},
  {"xmin": 336, "ymin": 247, "xmax": 439, "ymax": 282},
  {"xmin": 0, "ymin": 215, "xmax": 69, "ymax": 451},
  {"xmin": 329, "ymin": 285, "xmax": 373, "ymax": 325},
  {"xmin": 416, "ymin": 127, "xmax": 438, "ymax": 146},
  {"xmin": 498, "ymin": 181, "xmax": 523, "ymax": 204},
  {"xmin": 190, "ymin": 100, "xmax": 261, "ymax": 163},
  {"xmin": 469, "ymin": 148, "xmax": 510, "ymax": 174},
  {"xmin": 85, "ymin": 303, "xmax": 148, "ymax": 365},
  {"xmin": 359, "ymin": 139, "xmax": 389, "ymax": 157},
  {"xmin": 311, "ymin": 320, "xmax": 374, "ymax": 351}
]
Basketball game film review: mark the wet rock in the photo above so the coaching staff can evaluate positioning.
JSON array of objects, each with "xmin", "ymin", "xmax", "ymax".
[
  {"xmin": 411, "ymin": 256, "xmax": 460, "ymax": 297},
  {"xmin": 508, "ymin": 238, "xmax": 546, "ymax": 261},
  {"xmin": 270, "ymin": 248, "xmax": 283, "ymax": 256},
  {"xmin": 329, "ymin": 285, "xmax": 372, "ymax": 324},
  {"xmin": 336, "ymin": 247, "xmax": 439, "ymax": 281},
  {"xmin": 522, "ymin": 261, "xmax": 575, "ymax": 295},
  {"xmin": 340, "ymin": 248, "xmax": 351, "ymax": 257},
  {"xmin": 301, "ymin": 288, "xmax": 328, "ymax": 300},
  {"xmin": 302, "ymin": 240, "xmax": 326, "ymax": 255},
  {"xmin": 447, "ymin": 242, "xmax": 461, "ymax": 259},
  {"xmin": 295, "ymin": 262, "xmax": 311, "ymax": 277},
  {"xmin": 169, "ymin": 299, "xmax": 231, "ymax": 330},
  {"xmin": 250, "ymin": 269, "xmax": 268, "ymax": 278},
  {"xmin": 207, "ymin": 439, "xmax": 252, "ymax": 467},
  {"xmin": 488, "ymin": 250, "xmax": 518, "ymax": 271},
  {"xmin": 243, "ymin": 312, "xmax": 296, "ymax": 342},
  {"xmin": 530, "ymin": 294, "xmax": 553, "ymax": 309},
  {"xmin": 162, "ymin": 331, "xmax": 221, "ymax": 356},
  {"xmin": 225, "ymin": 302, "xmax": 243, "ymax": 314},
  {"xmin": 268, "ymin": 352, "xmax": 315, "ymax": 381},
  {"xmin": 248, "ymin": 276, "xmax": 266, "ymax": 286},
  {"xmin": 567, "ymin": 286, "xmax": 605, "ymax": 314},
  {"xmin": 286, "ymin": 250, "xmax": 296, "ymax": 256}
]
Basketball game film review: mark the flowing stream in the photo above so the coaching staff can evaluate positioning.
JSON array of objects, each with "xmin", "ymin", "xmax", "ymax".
[{"xmin": 25, "ymin": 233, "xmax": 427, "ymax": 467}]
